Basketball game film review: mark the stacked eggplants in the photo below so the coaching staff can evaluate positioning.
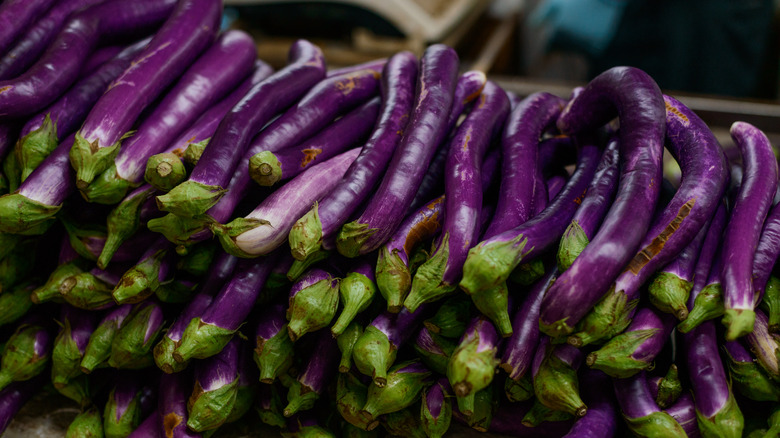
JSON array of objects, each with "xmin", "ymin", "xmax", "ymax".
[{"xmin": 0, "ymin": 2, "xmax": 779, "ymax": 437}]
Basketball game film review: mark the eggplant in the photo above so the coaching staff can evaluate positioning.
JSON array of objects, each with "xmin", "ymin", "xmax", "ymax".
[
  {"xmin": 81, "ymin": 305, "xmax": 133, "ymax": 373},
  {"xmin": 723, "ymin": 339, "xmax": 780, "ymax": 402},
  {"xmin": 747, "ymin": 309, "xmax": 780, "ymax": 380},
  {"xmin": 0, "ymin": 374, "xmax": 46, "ymax": 435},
  {"xmin": 336, "ymin": 371, "xmax": 372, "ymax": 430},
  {"xmin": 763, "ymin": 276, "xmax": 780, "ymax": 333},
  {"xmin": 562, "ymin": 369, "xmax": 617, "ymax": 438},
  {"xmin": 421, "ymin": 378, "xmax": 452, "ymax": 438},
  {"xmin": 0, "ymin": 282, "xmax": 36, "ymax": 327},
  {"xmin": 447, "ymin": 315, "xmax": 500, "ymax": 416},
  {"xmin": 0, "ymin": 321, "xmax": 52, "ymax": 391},
  {"xmin": 360, "ymin": 360, "xmax": 432, "ymax": 429},
  {"xmin": 286, "ymin": 268, "xmax": 340, "ymax": 342},
  {"xmin": 52, "ymin": 306, "xmax": 97, "ymax": 391},
  {"xmin": 649, "ymin": 364, "xmax": 683, "ymax": 409},
  {"xmin": 336, "ymin": 321, "xmax": 363, "ymax": 374},
  {"xmin": 108, "ymin": 300, "xmax": 164, "ymax": 369},
  {"xmin": 65, "ymin": 406, "xmax": 104, "ymax": 438},
  {"xmin": 613, "ymin": 371, "xmax": 687, "ymax": 437},
  {"xmin": 283, "ymin": 330, "xmax": 340, "ymax": 417},
  {"xmin": 332, "ymin": 258, "xmax": 377, "ymax": 336},
  {"xmin": 186, "ymin": 337, "xmax": 241, "ymax": 432},
  {"xmin": 664, "ymin": 392, "xmax": 700, "ymax": 438},
  {"xmin": 256, "ymin": 382, "xmax": 286, "ymax": 429},
  {"xmin": 112, "ymin": 238, "xmax": 174, "ymax": 304},
  {"xmin": 533, "ymin": 343, "xmax": 587, "ymax": 418},
  {"xmin": 157, "ymin": 371, "xmax": 198, "ymax": 438},
  {"xmin": 153, "ymin": 293, "xmax": 213, "ymax": 374},
  {"xmin": 103, "ymin": 373, "xmax": 154, "ymax": 438},
  {"xmin": 413, "ymin": 326, "xmax": 456, "ymax": 375},
  {"xmin": 253, "ymin": 303, "xmax": 294, "ymax": 384}
]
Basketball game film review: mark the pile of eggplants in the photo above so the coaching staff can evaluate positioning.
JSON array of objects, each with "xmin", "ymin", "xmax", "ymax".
[{"xmin": 0, "ymin": 1, "xmax": 780, "ymax": 437}]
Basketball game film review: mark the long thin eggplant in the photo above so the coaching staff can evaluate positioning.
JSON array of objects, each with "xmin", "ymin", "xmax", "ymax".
[
  {"xmin": 562, "ymin": 369, "xmax": 617, "ymax": 438},
  {"xmin": 613, "ymin": 371, "xmax": 687, "ymax": 437},
  {"xmin": 153, "ymin": 292, "xmax": 213, "ymax": 374},
  {"xmin": 723, "ymin": 339, "xmax": 780, "ymax": 402},
  {"xmin": 283, "ymin": 330, "xmax": 340, "ymax": 417},
  {"xmin": 0, "ymin": 0, "xmax": 58, "ymax": 57},
  {"xmin": 157, "ymin": 371, "xmax": 198, "ymax": 438},
  {"xmin": 81, "ymin": 304, "xmax": 133, "ymax": 373},
  {"xmin": 108, "ymin": 300, "xmax": 164, "ymax": 369},
  {"xmin": 186, "ymin": 337, "xmax": 240, "ymax": 432}
]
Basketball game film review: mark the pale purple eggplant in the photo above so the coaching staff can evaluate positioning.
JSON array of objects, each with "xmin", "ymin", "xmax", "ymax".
[
  {"xmin": 533, "ymin": 344, "xmax": 586, "ymax": 418},
  {"xmin": 252, "ymin": 303, "xmax": 294, "ymax": 383},
  {"xmin": 413, "ymin": 325, "xmax": 456, "ymax": 375},
  {"xmin": 405, "ymin": 81, "xmax": 510, "ymax": 312},
  {"xmin": 557, "ymin": 137, "xmax": 619, "ymax": 271},
  {"xmin": 332, "ymin": 259, "xmax": 377, "ymax": 336},
  {"xmin": 153, "ymin": 292, "xmax": 213, "ymax": 374},
  {"xmin": 173, "ymin": 254, "xmax": 277, "ymax": 362},
  {"xmin": 747, "ymin": 309, "xmax": 780, "ymax": 380},
  {"xmin": 187, "ymin": 337, "xmax": 240, "ymax": 432},
  {"xmin": 0, "ymin": 321, "xmax": 52, "ymax": 391},
  {"xmin": 81, "ymin": 304, "xmax": 133, "ymax": 373},
  {"xmin": 284, "ymin": 330, "xmax": 340, "ymax": 417},
  {"xmin": 612, "ymin": 371, "xmax": 687, "ymax": 437},
  {"xmin": 104, "ymin": 373, "xmax": 153, "ymax": 438},
  {"xmin": 447, "ymin": 315, "xmax": 500, "ymax": 416},
  {"xmin": 157, "ymin": 371, "xmax": 199, "ymax": 438},
  {"xmin": 70, "ymin": 0, "xmax": 221, "ymax": 188},
  {"xmin": 483, "ymin": 92, "xmax": 566, "ymax": 241},
  {"xmin": 212, "ymin": 148, "xmax": 361, "ymax": 257},
  {"xmin": 352, "ymin": 304, "xmax": 432, "ymax": 387},
  {"xmin": 250, "ymin": 97, "xmax": 380, "ymax": 187},
  {"xmin": 112, "ymin": 238, "xmax": 174, "ymax": 304},
  {"xmin": 721, "ymin": 122, "xmax": 778, "ymax": 339},
  {"xmin": 84, "ymin": 29, "xmax": 258, "ymax": 204},
  {"xmin": 562, "ymin": 369, "xmax": 617, "ymax": 438},
  {"xmin": 284, "ymin": 412, "xmax": 336, "ymax": 437},
  {"xmin": 108, "ymin": 300, "xmax": 164, "ymax": 369},
  {"xmin": 0, "ymin": 374, "xmax": 46, "ymax": 435},
  {"xmin": 585, "ymin": 306, "xmax": 675, "ymax": 378},
  {"xmin": 360, "ymin": 360, "xmax": 432, "ymax": 428},
  {"xmin": 335, "ymin": 45, "xmax": 459, "ymax": 257},
  {"xmin": 51, "ymin": 306, "xmax": 97, "ymax": 389},
  {"xmin": 421, "ymin": 378, "xmax": 452, "ymax": 438},
  {"xmin": 723, "ymin": 339, "xmax": 780, "ymax": 402}
]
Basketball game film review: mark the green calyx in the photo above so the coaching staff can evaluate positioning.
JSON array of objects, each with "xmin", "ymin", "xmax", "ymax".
[
  {"xmin": 566, "ymin": 286, "xmax": 638, "ymax": 347},
  {"xmin": 471, "ymin": 283, "xmax": 512, "ymax": 337},
  {"xmin": 337, "ymin": 372, "xmax": 371, "ymax": 430},
  {"xmin": 183, "ymin": 139, "xmax": 209, "ymax": 167},
  {"xmin": 56, "ymin": 375, "xmax": 92, "ymax": 408},
  {"xmin": 283, "ymin": 380, "xmax": 319, "ymax": 417},
  {"xmin": 376, "ymin": 247, "xmax": 411, "ymax": 313},
  {"xmin": 361, "ymin": 361, "xmax": 432, "ymax": 422},
  {"xmin": 408, "ymin": 246, "xmax": 429, "ymax": 275},
  {"xmin": 61, "ymin": 217, "xmax": 106, "ymax": 262},
  {"xmin": 405, "ymin": 235, "xmax": 456, "ymax": 312},
  {"xmin": 210, "ymin": 217, "xmax": 265, "ymax": 258},
  {"xmin": 557, "ymin": 220, "xmax": 589, "ymax": 272},
  {"xmin": 225, "ymin": 384, "xmax": 254, "ymax": 424},
  {"xmin": 52, "ymin": 320, "xmax": 85, "ymax": 387},
  {"xmin": 459, "ymin": 235, "xmax": 528, "ymax": 296},
  {"xmin": 695, "ymin": 390, "xmax": 744, "ymax": 438},
  {"xmin": 187, "ymin": 376, "xmax": 239, "ymax": 432},
  {"xmin": 509, "ymin": 259, "xmax": 545, "ymax": 286},
  {"xmin": 413, "ymin": 330, "xmax": 455, "ymax": 375},
  {"xmin": 153, "ymin": 336, "xmax": 186, "ymax": 374},
  {"xmin": 585, "ymin": 328, "xmax": 660, "ymax": 378},
  {"xmin": 80, "ymin": 164, "xmax": 133, "ymax": 205},
  {"xmin": 0, "ymin": 241, "xmax": 37, "ymax": 293},
  {"xmin": 0, "ymin": 233, "xmax": 22, "ymax": 261},
  {"xmin": 173, "ymin": 318, "xmax": 235, "ymax": 363},
  {"xmin": 0, "ymin": 324, "xmax": 50, "ymax": 391},
  {"xmin": 104, "ymin": 387, "xmax": 141, "ymax": 438},
  {"xmin": 66, "ymin": 407, "xmax": 103, "ymax": 438},
  {"xmin": 70, "ymin": 132, "xmax": 122, "ymax": 189},
  {"xmin": 156, "ymin": 180, "xmax": 227, "ymax": 218},
  {"xmin": 145, "ymin": 152, "xmax": 187, "ymax": 191},
  {"xmin": 677, "ymin": 283, "xmax": 723, "ymax": 334},
  {"xmin": 32, "ymin": 262, "xmax": 83, "ymax": 304},
  {"xmin": 59, "ymin": 273, "xmax": 114, "ymax": 310},
  {"xmin": 726, "ymin": 349, "xmax": 780, "ymax": 401},
  {"xmin": 534, "ymin": 350, "xmax": 587, "ymax": 418},
  {"xmin": 624, "ymin": 411, "xmax": 689, "ymax": 438},
  {"xmin": 655, "ymin": 364, "xmax": 683, "ymax": 408},
  {"xmin": 98, "ymin": 187, "xmax": 154, "ymax": 269},
  {"xmin": 81, "ymin": 319, "xmax": 121, "ymax": 374},
  {"xmin": 522, "ymin": 398, "xmax": 573, "ymax": 427},
  {"xmin": 423, "ymin": 296, "xmax": 471, "ymax": 339},
  {"xmin": 108, "ymin": 306, "xmax": 162, "ymax": 369},
  {"xmin": 254, "ymin": 327, "xmax": 294, "ymax": 383},
  {"xmin": 0, "ymin": 282, "xmax": 34, "ymax": 327},
  {"xmin": 112, "ymin": 249, "xmax": 168, "ymax": 304},
  {"xmin": 287, "ymin": 254, "xmax": 331, "ymax": 285},
  {"xmin": 332, "ymin": 273, "xmax": 376, "ymax": 337},
  {"xmin": 147, "ymin": 213, "xmax": 210, "ymax": 248},
  {"xmin": 421, "ymin": 387, "xmax": 452, "ymax": 438},
  {"xmin": 0, "ymin": 193, "xmax": 60, "ymax": 234},
  {"xmin": 505, "ymin": 375, "xmax": 534, "ymax": 402},
  {"xmin": 249, "ymin": 150, "xmax": 283, "ymax": 187},
  {"xmin": 2, "ymin": 152, "xmax": 19, "ymax": 194},
  {"xmin": 17, "ymin": 114, "xmax": 58, "ymax": 182},
  {"xmin": 463, "ymin": 385, "xmax": 497, "ymax": 431},
  {"xmin": 177, "ymin": 242, "xmax": 217, "ymax": 277},
  {"xmin": 722, "ymin": 308, "xmax": 756, "ymax": 341},
  {"xmin": 336, "ymin": 221, "xmax": 378, "ymax": 258},
  {"xmin": 256, "ymin": 383, "xmax": 286, "ymax": 428},
  {"xmin": 353, "ymin": 325, "xmax": 395, "ymax": 387},
  {"xmin": 447, "ymin": 331, "xmax": 499, "ymax": 400},
  {"xmin": 383, "ymin": 407, "xmax": 426, "ymax": 438},
  {"xmin": 287, "ymin": 276, "xmax": 340, "ymax": 342},
  {"xmin": 336, "ymin": 321, "xmax": 363, "ymax": 373},
  {"xmin": 648, "ymin": 272, "xmax": 692, "ymax": 321},
  {"xmin": 288, "ymin": 204, "xmax": 324, "ymax": 262},
  {"xmin": 155, "ymin": 279, "xmax": 198, "ymax": 304},
  {"xmin": 763, "ymin": 276, "xmax": 780, "ymax": 333}
]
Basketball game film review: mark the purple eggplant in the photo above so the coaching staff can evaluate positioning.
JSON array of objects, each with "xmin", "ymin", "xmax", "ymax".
[
  {"xmin": 0, "ymin": 322, "xmax": 52, "ymax": 391},
  {"xmin": 108, "ymin": 300, "xmax": 164, "ymax": 369},
  {"xmin": 546, "ymin": 175, "xmax": 567, "ymax": 200},
  {"xmin": 747, "ymin": 309, "xmax": 780, "ymax": 380},
  {"xmin": 649, "ymin": 364, "xmax": 683, "ymax": 409},
  {"xmin": 721, "ymin": 122, "xmax": 778, "ymax": 339},
  {"xmin": 754, "ymin": 203, "xmax": 780, "ymax": 305},
  {"xmin": 336, "ymin": 321, "xmax": 363, "ymax": 373},
  {"xmin": 562, "ymin": 369, "xmax": 617, "ymax": 438},
  {"xmin": 335, "ymin": 45, "xmax": 459, "ymax": 257},
  {"xmin": 52, "ymin": 306, "xmax": 96, "ymax": 390},
  {"xmin": 533, "ymin": 343, "xmax": 586, "ymax": 418},
  {"xmin": 84, "ymin": 29, "xmax": 258, "ymax": 204},
  {"xmin": 104, "ymin": 373, "xmax": 153, "ymax": 438},
  {"xmin": 173, "ymin": 254, "xmax": 277, "ymax": 362},
  {"xmin": 413, "ymin": 325, "xmax": 456, "ymax": 376},
  {"xmin": 187, "ymin": 337, "xmax": 240, "ymax": 432},
  {"xmin": 66, "ymin": 406, "xmax": 103, "ymax": 437},
  {"xmin": 283, "ymin": 330, "xmax": 340, "ymax": 417},
  {"xmin": 421, "ymin": 378, "xmax": 452, "ymax": 438},
  {"xmin": 405, "ymin": 81, "xmax": 510, "ymax": 312},
  {"xmin": 332, "ymin": 258, "xmax": 377, "ymax": 336},
  {"xmin": 153, "ymin": 40, "xmax": 331, "ymax": 218},
  {"xmin": 483, "ymin": 92, "xmax": 566, "ymax": 241},
  {"xmin": 557, "ymin": 137, "xmax": 619, "ymax": 271},
  {"xmin": 256, "ymin": 382, "xmax": 286, "ymax": 428},
  {"xmin": 447, "ymin": 315, "xmax": 500, "ymax": 416},
  {"xmin": 157, "ymin": 371, "xmax": 198, "ymax": 438},
  {"xmin": 723, "ymin": 339, "xmax": 780, "ymax": 402},
  {"xmin": 80, "ymin": 304, "xmax": 133, "ymax": 373},
  {"xmin": 352, "ymin": 304, "xmax": 432, "ymax": 387},
  {"xmin": 212, "ymin": 148, "xmax": 361, "ymax": 257},
  {"xmin": 534, "ymin": 67, "xmax": 668, "ymax": 339},
  {"xmin": 224, "ymin": 341, "xmax": 255, "ymax": 425},
  {"xmin": 79, "ymin": 45, "xmax": 125, "ymax": 76},
  {"xmin": 112, "ymin": 238, "xmax": 174, "ymax": 304},
  {"xmin": 0, "ymin": 0, "xmax": 58, "ymax": 57},
  {"xmin": 481, "ymin": 399, "xmax": 574, "ymax": 437},
  {"xmin": 613, "ymin": 371, "xmax": 687, "ymax": 437},
  {"xmin": 253, "ymin": 303, "xmax": 294, "ymax": 383},
  {"xmin": 0, "ymin": 375, "xmax": 46, "ymax": 435},
  {"xmin": 70, "ymin": 0, "xmax": 221, "ymax": 189},
  {"xmin": 664, "ymin": 392, "xmax": 700, "ymax": 438},
  {"xmin": 250, "ymin": 97, "xmax": 380, "ymax": 187},
  {"xmin": 288, "ymin": 52, "xmax": 418, "ymax": 266},
  {"xmin": 286, "ymin": 268, "xmax": 340, "ymax": 342},
  {"xmin": 585, "ymin": 306, "xmax": 675, "ymax": 378},
  {"xmin": 360, "ymin": 360, "xmax": 432, "ymax": 429},
  {"xmin": 153, "ymin": 292, "xmax": 213, "ymax": 374}
]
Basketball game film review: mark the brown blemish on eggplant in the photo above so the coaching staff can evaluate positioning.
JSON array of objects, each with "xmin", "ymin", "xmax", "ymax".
[
  {"xmin": 172, "ymin": 148, "xmax": 185, "ymax": 158},
  {"xmin": 301, "ymin": 148, "xmax": 322, "ymax": 167},
  {"xmin": 403, "ymin": 199, "xmax": 444, "ymax": 257},
  {"xmin": 573, "ymin": 188, "xmax": 588, "ymax": 205},
  {"xmin": 0, "ymin": 86, "xmax": 11, "ymax": 94},
  {"xmin": 163, "ymin": 412, "xmax": 183, "ymax": 437},
  {"xmin": 626, "ymin": 198, "xmax": 696, "ymax": 275},
  {"xmin": 665, "ymin": 100, "xmax": 689, "ymax": 124}
]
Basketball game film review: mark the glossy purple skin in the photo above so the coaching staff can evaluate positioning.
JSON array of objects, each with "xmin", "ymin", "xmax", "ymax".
[
  {"xmin": 370, "ymin": 303, "xmax": 433, "ymax": 349},
  {"xmin": 425, "ymin": 377, "xmax": 449, "ymax": 419},
  {"xmin": 79, "ymin": 45, "xmax": 124, "ymax": 76},
  {"xmin": 0, "ymin": 375, "xmax": 47, "ymax": 434},
  {"xmin": 660, "ymin": 214, "xmax": 710, "ymax": 282},
  {"xmin": 187, "ymin": 41, "xmax": 330, "ymax": 188},
  {"xmin": 563, "ymin": 369, "xmax": 617, "ymax": 438},
  {"xmin": 684, "ymin": 321, "xmax": 730, "ymax": 418},
  {"xmin": 665, "ymin": 392, "xmax": 699, "ymax": 438},
  {"xmin": 0, "ymin": 124, "xmax": 17, "ymax": 162},
  {"xmin": 77, "ymin": 0, "xmax": 220, "ymax": 152},
  {"xmin": 60, "ymin": 305, "xmax": 97, "ymax": 354},
  {"xmin": 157, "ymin": 372, "xmax": 199, "ymax": 438},
  {"xmin": 112, "ymin": 376, "xmax": 143, "ymax": 421},
  {"xmin": 485, "ymin": 400, "xmax": 574, "ymax": 437},
  {"xmin": 552, "ymin": 343, "xmax": 583, "ymax": 369},
  {"xmin": 723, "ymin": 339, "xmax": 754, "ymax": 364},
  {"xmin": 30, "ymin": 324, "xmax": 53, "ymax": 359},
  {"xmin": 289, "ymin": 268, "xmax": 334, "ymax": 299},
  {"xmin": 0, "ymin": 0, "xmax": 57, "ymax": 57},
  {"xmin": 20, "ymin": 38, "xmax": 150, "ymax": 140},
  {"xmin": 195, "ymin": 337, "xmax": 239, "ymax": 392},
  {"xmin": 689, "ymin": 204, "xmax": 727, "ymax": 301},
  {"xmin": 297, "ymin": 329, "xmax": 339, "ymax": 393},
  {"xmin": 326, "ymin": 59, "xmax": 387, "ymax": 77},
  {"xmin": 542, "ymin": 67, "xmax": 666, "ymax": 331},
  {"xmin": 100, "ymin": 304, "xmax": 133, "ymax": 329},
  {"xmin": 501, "ymin": 268, "xmax": 558, "ymax": 380},
  {"xmin": 753, "ymin": 200, "xmax": 780, "ymax": 300},
  {"xmin": 347, "ymin": 45, "xmax": 459, "ymax": 254},
  {"xmin": 17, "ymin": 133, "xmax": 75, "ymax": 205},
  {"xmin": 612, "ymin": 371, "xmax": 660, "ymax": 419},
  {"xmin": 569, "ymin": 138, "xmax": 620, "ymax": 239},
  {"xmin": 531, "ymin": 166, "xmax": 548, "ymax": 217},
  {"xmin": 160, "ymin": 60, "xmax": 275, "ymax": 158},
  {"xmin": 446, "ymin": 70, "xmax": 488, "ymax": 132},
  {"xmin": 199, "ymin": 254, "xmax": 276, "ymax": 331},
  {"xmin": 531, "ymin": 337, "xmax": 550, "ymax": 378},
  {"xmin": 460, "ymin": 315, "xmax": 500, "ymax": 355},
  {"xmin": 114, "ymin": 29, "xmax": 257, "ymax": 182},
  {"xmin": 197, "ymin": 251, "xmax": 237, "ymax": 297},
  {"xmin": 89, "ymin": 265, "xmax": 124, "ymax": 287},
  {"xmin": 621, "ymin": 307, "xmax": 676, "ymax": 363},
  {"xmin": 307, "ymin": 52, "xmax": 417, "ymax": 243},
  {"xmin": 255, "ymin": 303, "xmax": 286, "ymax": 342},
  {"xmin": 128, "ymin": 412, "xmax": 161, "ymax": 438},
  {"xmin": 137, "ymin": 300, "xmax": 165, "ymax": 345},
  {"xmin": 409, "ymin": 141, "xmax": 448, "ymax": 214},
  {"xmin": 269, "ymin": 97, "xmax": 381, "ymax": 183},
  {"xmin": 434, "ymin": 81, "xmax": 510, "ymax": 285},
  {"xmin": 546, "ymin": 175, "xmax": 566, "ymax": 201},
  {"xmin": 0, "ymin": 0, "xmax": 178, "ymax": 118},
  {"xmin": 484, "ymin": 92, "xmax": 566, "ymax": 240},
  {"xmin": 0, "ymin": 0, "xmax": 106, "ymax": 80},
  {"xmin": 165, "ymin": 293, "xmax": 213, "ymax": 343}
]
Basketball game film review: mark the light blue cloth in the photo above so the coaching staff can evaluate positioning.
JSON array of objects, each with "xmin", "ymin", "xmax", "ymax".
[{"xmin": 530, "ymin": 0, "xmax": 628, "ymax": 56}]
